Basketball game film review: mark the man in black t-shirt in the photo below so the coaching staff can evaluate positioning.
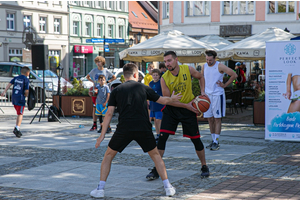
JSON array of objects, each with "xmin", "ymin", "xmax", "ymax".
[{"xmin": 90, "ymin": 63, "xmax": 182, "ymax": 198}]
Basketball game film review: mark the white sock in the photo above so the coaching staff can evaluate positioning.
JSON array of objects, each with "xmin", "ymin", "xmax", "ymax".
[
  {"xmin": 16, "ymin": 126, "xmax": 20, "ymax": 131},
  {"xmin": 215, "ymin": 134, "xmax": 220, "ymax": 144},
  {"xmin": 211, "ymin": 133, "xmax": 215, "ymax": 141},
  {"xmin": 163, "ymin": 179, "xmax": 172, "ymax": 188},
  {"xmin": 97, "ymin": 181, "xmax": 106, "ymax": 190}
]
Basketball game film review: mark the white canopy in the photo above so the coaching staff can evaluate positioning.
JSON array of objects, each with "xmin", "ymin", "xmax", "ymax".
[
  {"xmin": 217, "ymin": 27, "xmax": 295, "ymax": 61},
  {"xmin": 119, "ymin": 30, "xmax": 216, "ymax": 63},
  {"xmin": 199, "ymin": 35, "xmax": 232, "ymax": 50}
]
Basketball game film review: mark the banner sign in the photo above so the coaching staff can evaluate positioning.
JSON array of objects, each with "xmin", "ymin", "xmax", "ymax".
[
  {"xmin": 86, "ymin": 38, "xmax": 125, "ymax": 43},
  {"xmin": 265, "ymin": 40, "xmax": 300, "ymax": 141},
  {"xmin": 74, "ymin": 45, "xmax": 93, "ymax": 54}
]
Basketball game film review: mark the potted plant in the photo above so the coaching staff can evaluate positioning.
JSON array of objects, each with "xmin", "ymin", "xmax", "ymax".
[
  {"xmin": 52, "ymin": 78, "xmax": 93, "ymax": 117},
  {"xmin": 253, "ymin": 89, "xmax": 265, "ymax": 125}
]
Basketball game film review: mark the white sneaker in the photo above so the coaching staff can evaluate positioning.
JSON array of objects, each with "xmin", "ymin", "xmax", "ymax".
[
  {"xmin": 165, "ymin": 186, "xmax": 176, "ymax": 196},
  {"xmin": 90, "ymin": 188, "xmax": 104, "ymax": 198}
]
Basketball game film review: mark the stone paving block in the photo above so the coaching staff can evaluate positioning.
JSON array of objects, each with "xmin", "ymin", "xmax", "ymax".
[{"xmin": 0, "ymin": 156, "xmax": 31, "ymax": 166}]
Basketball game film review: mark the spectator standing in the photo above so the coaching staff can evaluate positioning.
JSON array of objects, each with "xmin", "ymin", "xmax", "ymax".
[
  {"xmin": 94, "ymin": 74, "xmax": 111, "ymax": 133},
  {"xmin": 86, "ymin": 56, "xmax": 116, "ymax": 132},
  {"xmin": 202, "ymin": 50, "xmax": 237, "ymax": 151},
  {"xmin": 149, "ymin": 69, "xmax": 164, "ymax": 142}
]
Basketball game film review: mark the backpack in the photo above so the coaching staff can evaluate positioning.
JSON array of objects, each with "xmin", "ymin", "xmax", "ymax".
[
  {"xmin": 27, "ymin": 86, "xmax": 36, "ymax": 111},
  {"xmin": 48, "ymin": 105, "xmax": 59, "ymax": 122}
]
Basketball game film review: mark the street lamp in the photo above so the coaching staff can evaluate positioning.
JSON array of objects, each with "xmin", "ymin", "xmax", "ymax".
[
  {"xmin": 56, "ymin": 64, "xmax": 63, "ymax": 117},
  {"xmin": 129, "ymin": 38, "xmax": 133, "ymax": 46},
  {"xmin": 137, "ymin": 32, "xmax": 142, "ymax": 43}
]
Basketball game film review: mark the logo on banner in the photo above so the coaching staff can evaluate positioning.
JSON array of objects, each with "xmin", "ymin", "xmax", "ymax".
[
  {"xmin": 142, "ymin": 50, "xmax": 147, "ymax": 55},
  {"xmin": 253, "ymin": 50, "xmax": 260, "ymax": 56},
  {"xmin": 284, "ymin": 44, "xmax": 296, "ymax": 55}
]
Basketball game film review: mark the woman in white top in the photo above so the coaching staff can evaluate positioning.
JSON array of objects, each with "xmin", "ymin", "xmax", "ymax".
[{"xmin": 283, "ymin": 73, "xmax": 300, "ymax": 113}]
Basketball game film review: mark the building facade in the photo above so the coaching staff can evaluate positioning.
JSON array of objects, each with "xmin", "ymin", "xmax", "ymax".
[
  {"xmin": 0, "ymin": 1, "xmax": 69, "ymax": 78},
  {"xmin": 159, "ymin": 1, "xmax": 300, "ymax": 40},
  {"xmin": 69, "ymin": 1, "xmax": 129, "ymax": 79}
]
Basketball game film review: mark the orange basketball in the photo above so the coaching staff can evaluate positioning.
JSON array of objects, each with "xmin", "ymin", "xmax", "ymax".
[
  {"xmin": 192, "ymin": 95, "xmax": 211, "ymax": 113},
  {"xmin": 89, "ymin": 86, "xmax": 98, "ymax": 97}
]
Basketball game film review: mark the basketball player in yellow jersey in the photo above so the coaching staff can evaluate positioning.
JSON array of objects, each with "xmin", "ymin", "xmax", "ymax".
[{"xmin": 146, "ymin": 51, "xmax": 210, "ymax": 180}]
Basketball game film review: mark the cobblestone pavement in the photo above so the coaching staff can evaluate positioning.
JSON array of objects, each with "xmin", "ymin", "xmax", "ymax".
[{"xmin": 0, "ymin": 107, "xmax": 300, "ymax": 199}]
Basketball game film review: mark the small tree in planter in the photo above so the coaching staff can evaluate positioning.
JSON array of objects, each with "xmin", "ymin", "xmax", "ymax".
[{"xmin": 65, "ymin": 78, "xmax": 89, "ymax": 96}]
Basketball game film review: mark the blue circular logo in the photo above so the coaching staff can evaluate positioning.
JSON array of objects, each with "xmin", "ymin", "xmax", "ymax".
[
  {"xmin": 292, "ymin": 134, "xmax": 295, "ymax": 138},
  {"xmin": 284, "ymin": 44, "xmax": 296, "ymax": 55}
]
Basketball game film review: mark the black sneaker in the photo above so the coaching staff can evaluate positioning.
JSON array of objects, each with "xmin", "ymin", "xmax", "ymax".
[
  {"xmin": 206, "ymin": 141, "xmax": 214, "ymax": 149},
  {"xmin": 210, "ymin": 142, "xmax": 220, "ymax": 151},
  {"xmin": 13, "ymin": 128, "xmax": 22, "ymax": 138},
  {"xmin": 146, "ymin": 167, "xmax": 159, "ymax": 180},
  {"xmin": 106, "ymin": 127, "xmax": 112, "ymax": 133},
  {"xmin": 200, "ymin": 165, "xmax": 210, "ymax": 178},
  {"xmin": 97, "ymin": 126, "xmax": 102, "ymax": 133}
]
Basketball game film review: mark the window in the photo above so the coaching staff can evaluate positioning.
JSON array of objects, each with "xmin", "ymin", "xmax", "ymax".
[
  {"xmin": 145, "ymin": 34, "xmax": 149, "ymax": 40},
  {"xmin": 223, "ymin": 1, "xmax": 254, "ymax": 15},
  {"xmin": 97, "ymin": 23, "xmax": 103, "ymax": 37},
  {"xmin": 54, "ymin": 18, "xmax": 60, "ymax": 34},
  {"xmin": 53, "ymin": 1, "xmax": 60, "ymax": 5},
  {"xmin": 132, "ymin": 11, "xmax": 138, "ymax": 17},
  {"xmin": 187, "ymin": 1, "xmax": 209, "ymax": 16},
  {"xmin": 119, "ymin": 25, "xmax": 124, "ymax": 38},
  {"xmin": 9, "ymin": 49, "xmax": 23, "ymax": 62},
  {"xmin": 269, "ymin": 1, "xmax": 294, "ymax": 13},
  {"xmin": 83, "ymin": 1, "xmax": 92, "ymax": 7},
  {"xmin": 23, "ymin": 15, "xmax": 31, "ymax": 29},
  {"xmin": 97, "ymin": 1, "xmax": 103, "ymax": 8},
  {"xmin": 7, "ymin": 13, "xmax": 15, "ymax": 31},
  {"xmin": 39, "ymin": 17, "xmax": 47, "ymax": 33},
  {"xmin": 163, "ymin": 2, "xmax": 169, "ymax": 18},
  {"xmin": 73, "ymin": 21, "xmax": 79, "ymax": 35},
  {"xmin": 107, "ymin": 1, "xmax": 113, "ymax": 9},
  {"xmin": 118, "ymin": 1, "xmax": 124, "ymax": 10},
  {"xmin": 86, "ymin": 22, "xmax": 91, "ymax": 36},
  {"xmin": 70, "ymin": 1, "xmax": 78, "ymax": 5},
  {"xmin": 108, "ymin": 25, "xmax": 113, "ymax": 37},
  {"xmin": 142, "ymin": 12, "xmax": 148, "ymax": 18}
]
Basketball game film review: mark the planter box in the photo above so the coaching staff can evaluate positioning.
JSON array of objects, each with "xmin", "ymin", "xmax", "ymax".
[
  {"xmin": 52, "ymin": 95, "xmax": 93, "ymax": 117},
  {"xmin": 253, "ymin": 101, "xmax": 265, "ymax": 125}
]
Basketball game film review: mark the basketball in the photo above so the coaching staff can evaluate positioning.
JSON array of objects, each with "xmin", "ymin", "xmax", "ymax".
[
  {"xmin": 192, "ymin": 95, "xmax": 211, "ymax": 113},
  {"xmin": 89, "ymin": 86, "xmax": 98, "ymax": 97}
]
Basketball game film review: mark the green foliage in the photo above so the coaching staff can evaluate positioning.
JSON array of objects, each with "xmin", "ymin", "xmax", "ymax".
[
  {"xmin": 257, "ymin": 90, "xmax": 265, "ymax": 102},
  {"xmin": 192, "ymin": 78, "xmax": 201, "ymax": 97},
  {"xmin": 120, "ymin": 75, "xmax": 125, "ymax": 83},
  {"xmin": 64, "ymin": 78, "xmax": 89, "ymax": 96}
]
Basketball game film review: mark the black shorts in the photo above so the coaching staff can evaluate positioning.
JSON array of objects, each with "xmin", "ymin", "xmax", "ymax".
[
  {"xmin": 160, "ymin": 105, "xmax": 200, "ymax": 139},
  {"xmin": 108, "ymin": 131, "xmax": 157, "ymax": 153}
]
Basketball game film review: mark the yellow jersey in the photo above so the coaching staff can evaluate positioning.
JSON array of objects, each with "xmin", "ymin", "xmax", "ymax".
[
  {"xmin": 162, "ymin": 65, "xmax": 194, "ymax": 104},
  {"xmin": 143, "ymin": 73, "xmax": 153, "ymax": 86}
]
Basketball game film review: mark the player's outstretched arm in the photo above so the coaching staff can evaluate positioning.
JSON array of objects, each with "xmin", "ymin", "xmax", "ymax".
[
  {"xmin": 95, "ymin": 106, "xmax": 115, "ymax": 148},
  {"xmin": 156, "ymin": 91, "xmax": 182, "ymax": 105}
]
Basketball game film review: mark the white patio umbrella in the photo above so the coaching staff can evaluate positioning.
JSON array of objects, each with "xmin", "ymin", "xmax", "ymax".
[
  {"xmin": 217, "ymin": 27, "xmax": 295, "ymax": 61},
  {"xmin": 119, "ymin": 30, "xmax": 216, "ymax": 63},
  {"xmin": 199, "ymin": 35, "xmax": 233, "ymax": 50}
]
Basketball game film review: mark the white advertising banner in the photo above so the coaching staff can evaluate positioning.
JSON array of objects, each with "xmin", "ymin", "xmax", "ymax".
[{"xmin": 265, "ymin": 41, "xmax": 300, "ymax": 141}]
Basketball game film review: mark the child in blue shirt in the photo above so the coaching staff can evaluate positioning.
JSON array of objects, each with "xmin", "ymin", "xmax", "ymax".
[
  {"xmin": 95, "ymin": 74, "xmax": 111, "ymax": 133},
  {"xmin": 149, "ymin": 69, "xmax": 164, "ymax": 142},
  {"xmin": 1, "ymin": 66, "xmax": 30, "ymax": 138}
]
